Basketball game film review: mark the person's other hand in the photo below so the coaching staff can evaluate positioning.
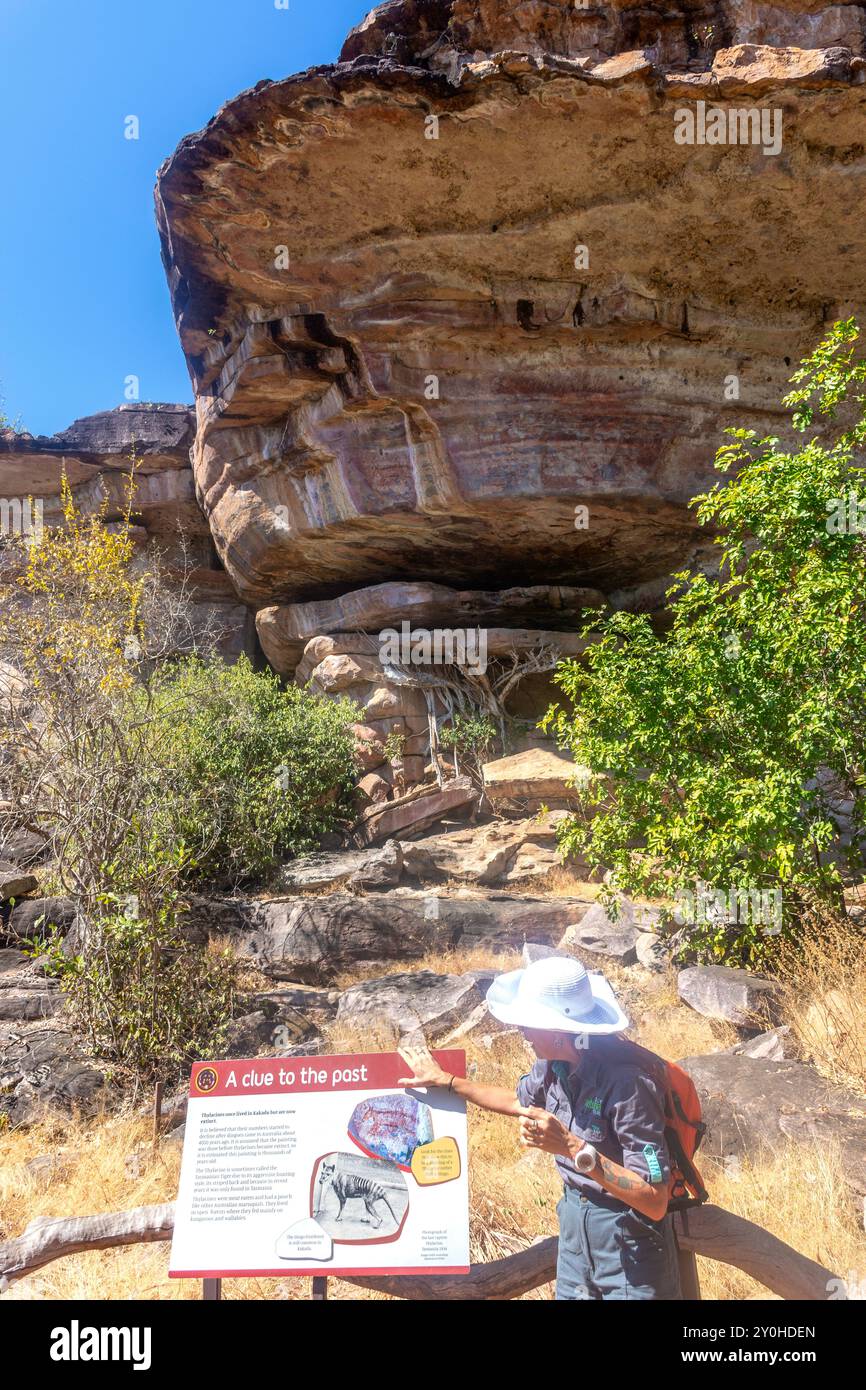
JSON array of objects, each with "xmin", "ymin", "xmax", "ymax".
[
  {"xmin": 518, "ymin": 1105, "xmax": 575, "ymax": 1157},
  {"xmin": 397, "ymin": 1042, "xmax": 452, "ymax": 1088}
]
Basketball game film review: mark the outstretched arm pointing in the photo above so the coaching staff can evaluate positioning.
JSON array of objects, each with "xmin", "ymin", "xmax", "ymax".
[{"xmin": 397, "ymin": 1042, "xmax": 524, "ymax": 1118}]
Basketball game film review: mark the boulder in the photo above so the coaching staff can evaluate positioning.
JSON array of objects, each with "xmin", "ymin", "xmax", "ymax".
[
  {"xmin": 711, "ymin": 43, "xmax": 853, "ymax": 96},
  {"xmin": 347, "ymin": 840, "xmax": 403, "ymax": 891},
  {"xmin": 634, "ymin": 931, "xmax": 671, "ymax": 972},
  {"xmin": 231, "ymin": 891, "xmax": 593, "ymax": 983},
  {"xmin": 224, "ymin": 1009, "xmax": 321, "ymax": 1057},
  {"xmin": 677, "ymin": 964, "xmax": 779, "ymax": 1028},
  {"xmin": 0, "ymin": 828, "xmax": 49, "ymax": 866},
  {"xmin": 7, "ymin": 896, "xmax": 78, "ymax": 942},
  {"xmin": 351, "ymin": 723, "xmax": 387, "ymax": 772},
  {"xmin": 399, "ymin": 814, "xmax": 572, "ymax": 887},
  {"xmin": 400, "ymin": 820, "xmax": 524, "ymax": 885},
  {"xmin": 336, "ymin": 970, "xmax": 488, "ymax": 1043},
  {"xmin": 0, "ymin": 988, "xmax": 62, "ymax": 1022},
  {"xmin": 356, "ymin": 772, "xmax": 392, "ymax": 806},
  {"xmin": 0, "ymin": 864, "xmax": 38, "ymax": 901},
  {"xmin": 0, "ymin": 1023, "xmax": 106, "ymax": 1127},
  {"xmin": 249, "ymin": 985, "xmax": 340, "ymax": 1023},
  {"xmin": 182, "ymin": 894, "xmax": 247, "ymax": 944},
  {"xmin": 680, "ymin": 1053, "xmax": 866, "ymax": 1197},
  {"xmin": 280, "ymin": 844, "xmax": 402, "ymax": 893},
  {"xmin": 0, "ymin": 948, "xmax": 62, "ymax": 1022},
  {"xmin": 561, "ymin": 900, "xmax": 645, "ymax": 963},
  {"xmin": 0, "ymin": 947, "xmax": 29, "ymax": 974},
  {"xmin": 503, "ymin": 842, "xmax": 562, "ymax": 884},
  {"xmin": 355, "ymin": 776, "xmax": 477, "ymax": 846},
  {"xmin": 522, "ymin": 942, "xmax": 573, "ymax": 966},
  {"xmin": 308, "ymin": 653, "xmax": 383, "ymax": 693},
  {"xmin": 482, "ymin": 749, "xmax": 586, "ymax": 811},
  {"xmin": 727, "ymin": 1026, "xmax": 793, "ymax": 1062}
]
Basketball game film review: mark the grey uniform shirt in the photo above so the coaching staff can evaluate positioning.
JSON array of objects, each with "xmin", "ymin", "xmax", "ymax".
[{"xmin": 516, "ymin": 1038, "xmax": 672, "ymax": 1200}]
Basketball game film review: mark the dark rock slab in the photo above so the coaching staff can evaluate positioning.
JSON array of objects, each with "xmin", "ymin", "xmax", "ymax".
[
  {"xmin": 681, "ymin": 1052, "xmax": 866, "ymax": 1197},
  {"xmin": 0, "ymin": 829, "xmax": 50, "ymax": 867},
  {"xmin": 0, "ymin": 948, "xmax": 29, "ymax": 975},
  {"xmin": 0, "ymin": 989, "xmax": 62, "ymax": 1022},
  {"xmin": 336, "ymin": 970, "xmax": 487, "ymax": 1042},
  {"xmin": 231, "ymin": 890, "xmax": 591, "ymax": 983},
  {"xmin": 7, "ymin": 896, "xmax": 78, "ymax": 942},
  {"xmin": 0, "ymin": 1024, "xmax": 106, "ymax": 1127},
  {"xmin": 0, "ymin": 948, "xmax": 62, "ymax": 1022},
  {"xmin": 182, "ymin": 895, "xmax": 248, "ymax": 945}
]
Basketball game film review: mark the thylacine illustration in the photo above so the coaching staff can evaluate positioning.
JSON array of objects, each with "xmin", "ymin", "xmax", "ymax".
[{"xmin": 315, "ymin": 1163, "xmax": 400, "ymax": 1229}]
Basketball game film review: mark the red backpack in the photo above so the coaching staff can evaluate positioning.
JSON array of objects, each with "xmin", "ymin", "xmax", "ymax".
[{"xmin": 624, "ymin": 1039, "xmax": 709, "ymax": 1210}]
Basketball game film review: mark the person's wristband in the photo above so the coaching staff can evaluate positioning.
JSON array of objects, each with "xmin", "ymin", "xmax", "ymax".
[{"xmin": 447, "ymin": 1074, "xmax": 456, "ymax": 1092}]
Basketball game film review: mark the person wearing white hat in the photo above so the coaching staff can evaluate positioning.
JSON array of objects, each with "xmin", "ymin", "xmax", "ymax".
[{"xmin": 398, "ymin": 955, "xmax": 682, "ymax": 1300}]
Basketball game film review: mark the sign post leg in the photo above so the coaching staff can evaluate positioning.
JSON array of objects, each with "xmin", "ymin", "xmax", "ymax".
[
  {"xmin": 311, "ymin": 1276, "xmax": 328, "ymax": 1301},
  {"xmin": 203, "ymin": 1278, "xmax": 222, "ymax": 1301}
]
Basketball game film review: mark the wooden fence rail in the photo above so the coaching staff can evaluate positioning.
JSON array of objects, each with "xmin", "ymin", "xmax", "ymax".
[{"xmin": 0, "ymin": 1201, "xmax": 839, "ymax": 1299}]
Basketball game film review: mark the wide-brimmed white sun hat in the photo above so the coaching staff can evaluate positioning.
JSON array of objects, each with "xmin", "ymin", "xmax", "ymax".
[{"xmin": 486, "ymin": 956, "xmax": 629, "ymax": 1035}]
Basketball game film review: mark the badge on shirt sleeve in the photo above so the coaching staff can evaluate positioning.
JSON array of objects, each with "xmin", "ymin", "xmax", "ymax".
[{"xmin": 643, "ymin": 1143, "xmax": 663, "ymax": 1182}]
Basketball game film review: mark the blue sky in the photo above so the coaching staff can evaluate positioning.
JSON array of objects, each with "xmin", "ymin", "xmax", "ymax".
[{"xmin": 0, "ymin": 0, "xmax": 371, "ymax": 436}]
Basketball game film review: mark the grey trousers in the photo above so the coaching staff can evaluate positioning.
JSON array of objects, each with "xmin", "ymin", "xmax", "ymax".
[{"xmin": 556, "ymin": 1187, "xmax": 683, "ymax": 1301}]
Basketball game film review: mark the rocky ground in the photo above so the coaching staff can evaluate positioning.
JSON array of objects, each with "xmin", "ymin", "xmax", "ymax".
[{"xmin": 3, "ymin": 754, "xmax": 865, "ymax": 1213}]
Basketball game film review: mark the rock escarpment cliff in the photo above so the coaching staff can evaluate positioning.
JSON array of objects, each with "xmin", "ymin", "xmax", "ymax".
[{"xmin": 0, "ymin": 405, "xmax": 254, "ymax": 662}]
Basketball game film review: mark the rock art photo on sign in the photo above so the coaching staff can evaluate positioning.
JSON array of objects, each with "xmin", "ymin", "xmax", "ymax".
[{"xmin": 348, "ymin": 1092, "xmax": 435, "ymax": 1168}]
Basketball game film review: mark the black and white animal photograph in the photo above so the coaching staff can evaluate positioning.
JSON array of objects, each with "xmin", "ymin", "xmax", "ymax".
[{"xmin": 312, "ymin": 1151, "xmax": 409, "ymax": 1241}]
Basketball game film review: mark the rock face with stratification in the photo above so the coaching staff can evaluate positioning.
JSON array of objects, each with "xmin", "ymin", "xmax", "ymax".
[
  {"xmin": 0, "ymin": 405, "xmax": 255, "ymax": 662},
  {"xmin": 154, "ymin": 0, "xmax": 866, "ymax": 644}
]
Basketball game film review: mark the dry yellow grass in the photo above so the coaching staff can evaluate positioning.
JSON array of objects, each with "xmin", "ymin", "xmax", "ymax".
[
  {"xmin": 622, "ymin": 968, "xmax": 739, "ymax": 1059},
  {"xmin": 508, "ymin": 867, "xmax": 604, "ymax": 898},
  {"xmin": 773, "ymin": 914, "xmax": 866, "ymax": 1097},
  {"xmin": 693, "ymin": 1145, "xmax": 866, "ymax": 1300},
  {"xmin": 332, "ymin": 942, "xmax": 524, "ymax": 992}
]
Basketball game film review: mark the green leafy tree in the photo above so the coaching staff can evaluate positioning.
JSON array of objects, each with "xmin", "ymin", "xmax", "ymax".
[
  {"xmin": 147, "ymin": 655, "xmax": 359, "ymax": 885},
  {"xmin": 545, "ymin": 320, "xmax": 866, "ymax": 962}
]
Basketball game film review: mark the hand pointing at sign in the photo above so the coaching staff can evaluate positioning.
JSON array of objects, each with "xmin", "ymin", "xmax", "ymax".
[{"xmin": 396, "ymin": 1042, "xmax": 528, "ymax": 1119}]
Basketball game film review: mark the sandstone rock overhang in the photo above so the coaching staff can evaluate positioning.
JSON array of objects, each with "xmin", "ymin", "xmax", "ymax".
[{"xmin": 154, "ymin": 0, "xmax": 866, "ymax": 622}]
